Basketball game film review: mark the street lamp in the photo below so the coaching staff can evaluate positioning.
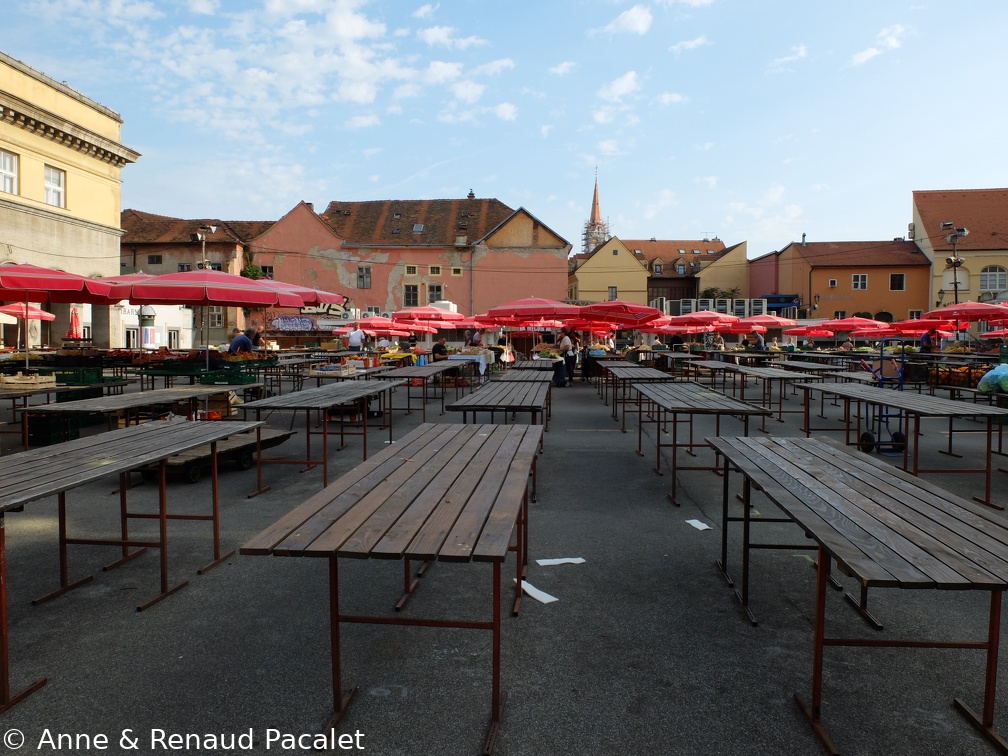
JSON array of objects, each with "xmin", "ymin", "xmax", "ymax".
[
  {"xmin": 190, "ymin": 224, "xmax": 217, "ymax": 269},
  {"xmin": 939, "ymin": 221, "xmax": 968, "ymax": 305}
]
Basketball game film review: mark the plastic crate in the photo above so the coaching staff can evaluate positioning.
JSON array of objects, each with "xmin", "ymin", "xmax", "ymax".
[
  {"xmin": 37, "ymin": 366, "xmax": 103, "ymax": 385},
  {"xmin": 28, "ymin": 415, "xmax": 80, "ymax": 446}
]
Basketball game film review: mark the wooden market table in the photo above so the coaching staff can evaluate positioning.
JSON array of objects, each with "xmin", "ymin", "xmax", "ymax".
[
  {"xmin": 603, "ymin": 365, "xmax": 677, "ymax": 427},
  {"xmin": 632, "ymin": 381, "xmax": 770, "ymax": 506},
  {"xmin": 241, "ymin": 422, "xmax": 543, "ymax": 754},
  {"xmin": 239, "ymin": 379, "xmax": 404, "ymax": 494},
  {"xmin": 20, "ymin": 383, "xmax": 261, "ymax": 450},
  {"xmin": 795, "ymin": 381, "xmax": 1008, "ymax": 509},
  {"xmin": 372, "ymin": 362, "xmax": 470, "ymax": 422},
  {"xmin": 446, "ymin": 380, "xmax": 551, "ymax": 455},
  {"xmin": 707, "ymin": 434, "xmax": 1008, "ymax": 755},
  {"xmin": 0, "ymin": 417, "xmax": 263, "ymax": 713}
]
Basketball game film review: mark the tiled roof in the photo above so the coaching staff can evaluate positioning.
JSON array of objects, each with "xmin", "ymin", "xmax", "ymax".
[
  {"xmin": 319, "ymin": 197, "xmax": 515, "ymax": 246},
  {"xmin": 121, "ymin": 209, "xmax": 274, "ymax": 245},
  {"xmin": 791, "ymin": 240, "xmax": 929, "ymax": 267},
  {"xmin": 622, "ymin": 238, "xmax": 727, "ymax": 262},
  {"xmin": 913, "ymin": 188, "xmax": 1008, "ymax": 252}
]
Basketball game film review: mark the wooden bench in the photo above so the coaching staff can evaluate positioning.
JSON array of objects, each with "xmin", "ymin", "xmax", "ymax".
[
  {"xmin": 241, "ymin": 422, "xmax": 543, "ymax": 754},
  {"xmin": 708, "ymin": 435, "xmax": 1008, "ymax": 755}
]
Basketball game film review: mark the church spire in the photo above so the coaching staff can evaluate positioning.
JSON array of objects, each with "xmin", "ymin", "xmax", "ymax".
[{"xmin": 582, "ymin": 170, "xmax": 610, "ymax": 254}]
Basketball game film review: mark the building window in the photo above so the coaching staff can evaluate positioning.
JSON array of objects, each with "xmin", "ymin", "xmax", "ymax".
[
  {"xmin": 404, "ymin": 284, "xmax": 419, "ymax": 307},
  {"xmin": 980, "ymin": 266, "xmax": 1008, "ymax": 292},
  {"xmin": 612, "ymin": 249, "xmax": 618, "ymax": 256},
  {"xmin": 44, "ymin": 165, "xmax": 65, "ymax": 208},
  {"xmin": 357, "ymin": 265, "xmax": 372, "ymax": 289},
  {"xmin": 706, "ymin": 249, "xmax": 715, "ymax": 254},
  {"xmin": 259, "ymin": 265, "xmax": 274, "ymax": 279},
  {"xmin": 908, "ymin": 310, "xmax": 923, "ymax": 320},
  {"xmin": 653, "ymin": 263, "xmax": 663, "ymax": 274},
  {"xmin": 125, "ymin": 327, "xmax": 139, "ymax": 349},
  {"xmin": 608, "ymin": 286, "xmax": 618, "ymax": 301},
  {"xmin": 429, "ymin": 265, "xmax": 441, "ymax": 276},
  {"xmin": 147, "ymin": 255, "xmax": 163, "ymax": 265},
  {"xmin": 889, "ymin": 273, "xmax": 905, "ymax": 291},
  {"xmin": 208, "ymin": 306, "xmax": 224, "ymax": 328},
  {"xmin": 828, "ymin": 279, "xmax": 837, "ymax": 288},
  {"xmin": 405, "ymin": 264, "xmax": 417, "ymax": 276},
  {"xmin": 833, "ymin": 310, "xmax": 847, "ymax": 319},
  {"xmin": 412, "ymin": 223, "xmax": 424, "ymax": 233},
  {"xmin": 0, "ymin": 149, "xmax": 18, "ymax": 195},
  {"xmin": 678, "ymin": 249, "xmax": 686, "ymax": 255},
  {"xmin": 451, "ymin": 267, "xmax": 463, "ymax": 276},
  {"xmin": 178, "ymin": 263, "xmax": 192, "ymax": 272},
  {"xmin": 676, "ymin": 264, "xmax": 685, "ymax": 274},
  {"xmin": 852, "ymin": 274, "xmax": 867, "ymax": 290},
  {"xmin": 167, "ymin": 329, "xmax": 180, "ymax": 349},
  {"xmin": 692, "ymin": 249, "xmax": 700, "ymax": 254},
  {"xmin": 428, "ymin": 284, "xmax": 443, "ymax": 303}
]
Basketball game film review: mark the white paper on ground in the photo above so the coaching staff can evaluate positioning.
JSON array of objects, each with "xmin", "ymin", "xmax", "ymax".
[
  {"xmin": 686, "ymin": 519, "xmax": 712, "ymax": 531},
  {"xmin": 513, "ymin": 579, "xmax": 559, "ymax": 604},
  {"xmin": 535, "ymin": 557, "xmax": 586, "ymax": 566}
]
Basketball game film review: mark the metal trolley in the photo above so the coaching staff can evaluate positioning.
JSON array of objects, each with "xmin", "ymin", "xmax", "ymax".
[{"xmin": 856, "ymin": 337, "xmax": 908, "ymax": 454}]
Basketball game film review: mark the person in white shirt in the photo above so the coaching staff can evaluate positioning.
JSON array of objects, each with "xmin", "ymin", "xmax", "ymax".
[
  {"xmin": 346, "ymin": 323, "xmax": 365, "ymax": 352},
  {"xmin": 605, "ymin": 331, "xmax": 616, "ymax": 352}
]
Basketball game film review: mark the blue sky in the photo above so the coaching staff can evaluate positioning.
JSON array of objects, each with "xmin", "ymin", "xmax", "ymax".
[{"xmin": 6, "ymin": 1, "xmax": 1007, "ymax": 258}]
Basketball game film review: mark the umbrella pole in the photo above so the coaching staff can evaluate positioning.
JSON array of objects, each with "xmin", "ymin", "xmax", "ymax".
[{"xmin": 23, "ymin": 293, "xmax": 28, "ymax": 371}]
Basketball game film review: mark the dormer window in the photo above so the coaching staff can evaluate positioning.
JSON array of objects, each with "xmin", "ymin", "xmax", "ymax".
[
  {"xmin": 677, "ymin": 264, "xmax": 686, "ymax": 274},
  {"xmin": 393, "ymin": 212, "xmax": 401, "ymax": 219},
  {"xmin": 653, "ymin": 263, "xmax": 663, "ymax": 274}
]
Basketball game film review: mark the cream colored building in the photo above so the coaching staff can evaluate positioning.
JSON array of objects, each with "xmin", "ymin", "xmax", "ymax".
[{"xmin": 0, "ymin": 51, "xmax": 139, "ymax": 346}]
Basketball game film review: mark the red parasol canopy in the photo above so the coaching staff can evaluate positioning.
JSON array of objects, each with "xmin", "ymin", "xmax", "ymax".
[
  {"xmin": 670, "ymin": 310, "xmax": 740, "ymax": 327},
  {"xmin": 253, "ymin": 278, "xmax": 348, "ymax": 306},
  {"xmin": 890, "ymin": 318, "xmax": 955, "ymax": 335},
  {"xmin": 578, "ymin": 299, "xmax": 662, "ymax": 325},
  {"xmin": 739, "ymin": 313, "xmax": 798, "ymax": 328},
  {"xmin": 389, "ymin": 319, "xmax": 440, "ymax": 334},
  {"xmin": 923, "ymin": 301, "xmax": 1008, "ymax": 322},
  {"xmin": 484, "ymin": 297, "xmax": 580, "ymax": 322},
  {"xmin": 819, "ymin": 316, "xmax": 887, "ymax": 332},
  {"xmin": 392, "ymin": 305, "xmax": 466, "ymax": 322},
  {"xmin": 106, "ymin": 269, "xmax": 304, "ymax": 307},
  {"xmin": 66, "ymin": 307, "xmax": 82, "ymax": 339},
  {"xmin": 784, "ymin": 325, "xmax": 835, "ymax": 337},
  {"xmin": 979, "ymin": 328, "xmax": 1008, "ymax": 339},
  {"xmin": 721, "ymin": 322, "xmax": 765, "ymax": 335},
  {"xmin": 0, "ymin": 263, "xmax": 114, "ymax": 303},
  {"xmin": 0, "ymin": 303, "xmax": 56, "ymax": 321}
]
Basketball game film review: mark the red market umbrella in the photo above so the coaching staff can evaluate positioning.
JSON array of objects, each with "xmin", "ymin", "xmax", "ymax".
[
  {"xmin": 390, "ymin": 319, "xmax": 439, "ymax": 334},
  {"xmin": 107, "ymin": 269, "xmax": 304, "ymax": 308},
  {"xmin": 254, "ymin": 278, "xmax": 348, "ymax": 306},
  {"xmin": 484, "ymin": 297, "xmax": 580, "ymax": 322},
  {"xmin": 392, "ymin": 305, "xmax": 466, "ymax": 322},
  {"xmin": 0, "ymin": 302, "xmax": 57, "ymax": 369},
  {"xmin": 739, "ymin": 313, "xmax": 798, "ymax": 328},
  {"xmin": 784, "ymin": 325, "xmax": 835, "ymax": 337},
  {"xmin": 979, "ymin": 328, "xmax": 1008, "ymax": 339},
  {"xmin": 579, "ymin": 299, "xmax": 662, "ymax": 325},
  {"xmin": 0, "ymin": 263, "xmax": 114, "ymax": 303},
  {"xmin": 923, "ymin": 301, "xmax": 1008, "ymax": 322},
  {"xmin": 107, "ymin": 270, "xmax": 305, "ymax": 369},
  {"xmin": 722, "ymin": 323, "xmax": 766, "ymax": 335},
  {"xmin": 890, "ymin": 319, "xmax": 955, "ymax": 335},
  {"xmin": 851, "ymin": 326, "xmax": 899, "ymax": 338},
  {"xmin": 820, "ymin": 316, "xmax": 887, "ymax": 332},
  {"xmin": 656, "ymin": 324, "xmax": 715, "ymax": 335},
  {"xmin": 669, "ymin": 310, "xmax": 740, "ymax": 327},
  {"xmin": 65, "ymin": 307, "xmax": 82, "ymax": 339}
]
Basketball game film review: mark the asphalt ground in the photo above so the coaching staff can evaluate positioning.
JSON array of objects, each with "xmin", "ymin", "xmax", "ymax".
[{"xmin": 0, "ymin": 369, "xmax": 1006, "ymax": 755}]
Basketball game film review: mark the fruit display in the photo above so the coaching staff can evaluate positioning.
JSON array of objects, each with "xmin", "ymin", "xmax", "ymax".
[{"xmin": 928, "ymin": 364, "xmax": 990, "ymax": 387}]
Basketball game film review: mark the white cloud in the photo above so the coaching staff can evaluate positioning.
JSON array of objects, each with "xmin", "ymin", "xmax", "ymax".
[
  {"xmin": 423, "ymin": 60, "xmax": 464, "ymax": 84},
  {"xmin": 598, "ymin": 139, "xmax": 622, "ymax": 155},
  {"xmin": 187, "ymin": 0, "xmax": 219, "ymax": 14},
  {"xmin": 453, "ymin": 80, "xmax": 485, "ymax": 103},
  {"xmin": 767, "ymin": 44, "xmax": 807, "ymax": 73},
  {"xmin": 597, "ymin": 71, "xmax": 640, "ymax": 102},
  {"xmin": 658, "ymin": 92, "xmax": 688, "ymax": 105},
  {"xmin": 670, "ymin": 35, "xmax": 710, "ymax": 56},
  {"xmin": 550, "ymin": 61, "xmax": 576, "ymax": 76},
  {"xmin": 695, "ymin": 141, "xmax": 714, "ymax": 151},
  {"xmin": 696, "ymin": 176, "xmax": 717, "ymax": 188},
  {"xmin": 369, "ymin": 173, "xmax": 380, "ymax": 182},
  {"xmin": 603, "ymin": 5, "xmax": 652, "ymax": 35},
  {"xmin": 593, "ymin": 108, "xmax": 615, "ymax": 124},
  {"xmin": 345, "ymin": 114, "xmax": 380, "ymax": 129},
  {"xmin": 850, "ymin": 24, "xmax": 906, "ymax": 66},
  {"xmin": 417, "ymin": 25, "xmax": 485, "ymax": 49},
  {"xmin": 472, "ymin": 58, "xmax": 514, "ymax": 76},
  {"xmin": 643, "ymin": 189, "xmax": 677, "ymax": 219},
  {"xmin": 493, "ymin": 102, "xmax": 517, "ymax": 121},
  {"xmin": 541, "ymin": 124, "xmax": 553, "ymax": 137},
  {"xmin": 413, "ymin": 3, "xmax": 438, "ymax": 18}
]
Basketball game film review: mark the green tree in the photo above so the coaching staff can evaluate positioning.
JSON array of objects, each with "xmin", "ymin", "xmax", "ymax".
[{"xmin": 699, "ymin": 286, "xmax": 740, "ymax": 300}]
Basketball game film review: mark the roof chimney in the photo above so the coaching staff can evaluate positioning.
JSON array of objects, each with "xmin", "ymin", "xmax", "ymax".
[
  {"xmin": 801, "ymin": 232, "xmax": 806, "ymax": 246},
  {"xmin": 467, "ymin": 189, "xmax": 475, "ymax": 200},
  {"xmin": 305, "ymin": 202, "xmax": 314, "ymax": 212}
]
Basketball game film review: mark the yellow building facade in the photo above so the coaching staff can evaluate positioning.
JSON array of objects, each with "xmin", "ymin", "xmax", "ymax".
[{"xmin": 0, "ymin": 51, "xmax": 139, "ymax": 344}]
